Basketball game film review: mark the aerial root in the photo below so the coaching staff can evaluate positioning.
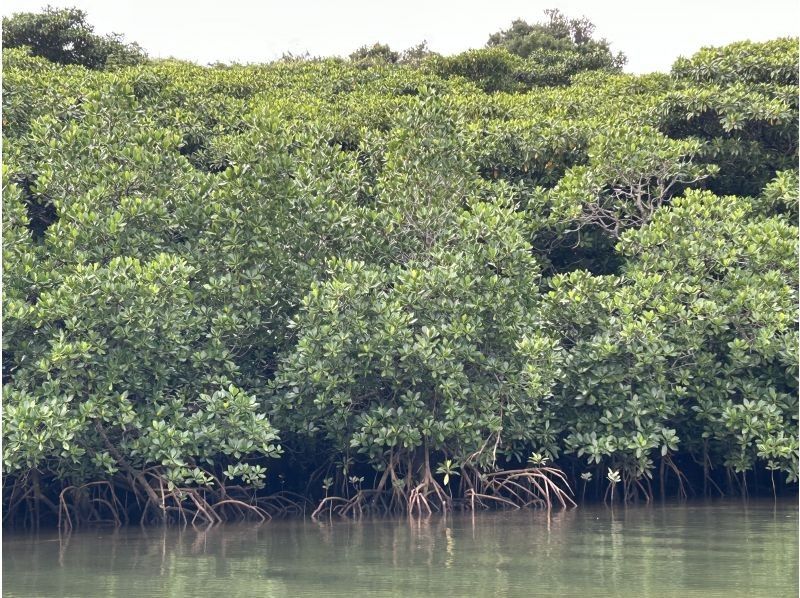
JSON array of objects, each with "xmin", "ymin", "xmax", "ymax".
[
  {"xmin": 407, "ymin": 468, "xmax": 450, "ymax": 516},
  {"xmin": 54, "ymin": 475, "xmax": 297, "ymax": 530},
  {"xmin": 23, "ymin": 462, "xmax": 575, "ymax": 530},
  {"xmin": 311, "ymin": 490, "xmax": 389, "ymax": 519},
  {"xmin": 257, "ymin": 491, "xmax": 313, "ymax": 517},
  {"xmin": 150, "ymin": 484, "xmax": 277, "ymax": 528},
  {"xmin": 312, "ymin": 465, "xmax": 574, "ymax": 518},
  {"xmin": 311, "ymin": 496, "xmax": 352, "ymax": 519},
  {"xmin": 663, "ymin": 455, "xmax": 694, "ymax": 500},
  {"xmin": 58, "ymin": 481, "xmax": 125, "ymax": 532},
  {"xmin": 310, "ymin": 485, "xmax": 449, "ymax": 520},
  {"xmin": 212, "ymin": 499, "xmax": 270, "ymax": 523},
  {"xmin": 468, "ymin": 467, "xmax": 576, "ymax": 510}
]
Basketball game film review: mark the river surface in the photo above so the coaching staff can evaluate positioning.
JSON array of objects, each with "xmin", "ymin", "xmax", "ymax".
[{"xmin": 3, "ymin": 499, "xmax": 797, "ymax": 597}]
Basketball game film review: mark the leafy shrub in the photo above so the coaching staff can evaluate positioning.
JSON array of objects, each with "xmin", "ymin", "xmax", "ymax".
[
  {"xmin": 672, "ymin": 38, "xmax": 799, "ymax": 85},
  {"xmin": 2, "ymin": 6, "xmax": 146, "ymax": 69}
]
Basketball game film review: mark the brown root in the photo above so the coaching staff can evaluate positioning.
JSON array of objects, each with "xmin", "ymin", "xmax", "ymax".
[
  {"xmin": 311, "ymin": 490, "xmax": 388, "ymax": 519},
  {"xmin": 212, "ymin": 499, "xmax": 270, "ymax": 523},
  {"xmin": 311, "ymin": 450, "xmax": 451, "ymax": 519},
  {"xmin": 58, "ymin": 481, "xmax": 125, "ymax": 532},
  {"xmin": 313, "ymin": 458, "xmax": 575, "ymax": 519},
  {"xmin": 407, "ymin": 450, "xmax": 450, "ymax": 516},
  {"xmin": 257, "ymin": 491, "xmax": 313, "ymax": 517},
  {"xmin": 468, "ymin": 466, "xmax": 576, "ymax": 510},
  {"xmin": 662, "ymin": 454, "xmax": 694, "ymax": 500}
]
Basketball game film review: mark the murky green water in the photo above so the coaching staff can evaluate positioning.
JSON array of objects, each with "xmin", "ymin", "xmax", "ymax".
[{"xmin": 3, "ymin": 500, "xmax": 797, "ymax": 597}]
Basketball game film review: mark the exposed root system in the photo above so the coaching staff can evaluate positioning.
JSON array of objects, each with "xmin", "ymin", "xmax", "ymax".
[
  {"xmin": 465, "ymin": 467, "xmax": 576, "ymax": 510},
  {"xmin": 6, "ymin": 467, "xmax": 316, "ymax": 531},
  {"xmin": 311, "ymin": 449, "xmax": 454, "ymax": 519},
  {"xmin": 256, "ymin": 491, "xmax": 313, "ymax": 517},
  {"xmin": 311, "ymin": 457, "xmax": 575, "ymax": 519}
]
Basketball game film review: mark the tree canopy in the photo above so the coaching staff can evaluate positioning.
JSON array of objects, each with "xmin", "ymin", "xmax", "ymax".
[
  {"xmin": 2, "ymin": 6, "xmax": 146, "ymax": 69},
  {"xmin": 487, "ymin": 9, "xmax": 626, "ymax": 68}
]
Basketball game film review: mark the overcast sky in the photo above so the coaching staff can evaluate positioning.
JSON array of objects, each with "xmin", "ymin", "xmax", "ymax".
[{"xmin": 2, "ymin": 0, "xmax": 798, "ymax": 73}]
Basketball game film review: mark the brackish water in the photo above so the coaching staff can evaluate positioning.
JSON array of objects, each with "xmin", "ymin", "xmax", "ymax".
[{"xmin": 3, "ymin": 500, "xmax": 797, "ymax": 597}]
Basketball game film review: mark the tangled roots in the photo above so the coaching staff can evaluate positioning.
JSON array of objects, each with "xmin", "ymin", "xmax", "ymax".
[
  {"xmin": 312, "ymin": 464, "xmax": 575, "ymax": 519},
  {"xmin": 466, "ymin": 467, "xmax": 576, "ymax": 511}
]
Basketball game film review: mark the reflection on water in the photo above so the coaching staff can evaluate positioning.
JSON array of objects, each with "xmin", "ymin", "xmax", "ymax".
[{"xmin": 3, "ymin": 500, "xmax": 798, "ymax": 597}]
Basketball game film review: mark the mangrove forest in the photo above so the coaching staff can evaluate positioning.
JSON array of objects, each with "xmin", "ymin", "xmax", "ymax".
[{"xmin": 2, "ymin": 7, "xmax": 798, "ymax": 530}]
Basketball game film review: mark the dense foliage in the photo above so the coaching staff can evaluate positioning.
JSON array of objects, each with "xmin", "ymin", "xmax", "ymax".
[
  {"xmin": 2, "ymin": 6, "xmax": 146, "ymax": 69},
  {"xmin": 486, "ymin": 9, "xmax": 625, "ymax": 78},
  {"xmin": 2, "ymin": 11, "xmax": 797, "ymax": 526}
]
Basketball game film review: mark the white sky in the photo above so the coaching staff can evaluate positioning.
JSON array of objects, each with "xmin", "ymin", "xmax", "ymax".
[{"xmin": 2, "ymin": 0, "xmax": 798, "ymax": 73}]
